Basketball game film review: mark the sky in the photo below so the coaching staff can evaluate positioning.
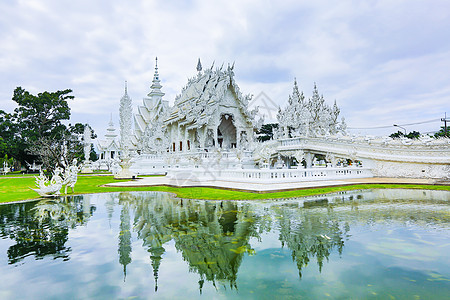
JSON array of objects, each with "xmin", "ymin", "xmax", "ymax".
[{"xmin": 1, "ymin": 0, "xmax": 449, "ymax": 139}]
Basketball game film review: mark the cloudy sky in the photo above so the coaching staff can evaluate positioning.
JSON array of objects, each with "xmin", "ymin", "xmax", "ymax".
[{"xmin": 1, "ymin": 0, "xmax": 449, "ymax": 138}]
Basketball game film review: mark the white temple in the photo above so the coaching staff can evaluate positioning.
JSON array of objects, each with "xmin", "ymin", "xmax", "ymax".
[
  {"xmin": 96, "ymin": 115, "xmax": 120, "ymax": 171},
  {"xmin": 96, "ymin": 58, "xmax": 450, "ymax": 181},
  {"xmin": 134, "ymin": 58, "xmax": 258, "ymax": 155}
]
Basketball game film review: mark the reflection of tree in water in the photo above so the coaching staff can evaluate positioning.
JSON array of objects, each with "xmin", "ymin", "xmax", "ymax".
[
  {"xmin": 120, "ymin": 192, "xmax": 261, "ymax": 292},
  {"xmin": 0, "ymin": 196, "xmax": 95, "ymax": 264},
  {"xmin": 274, "ymin": 201, "xmax": 349, "ymax": 278}
]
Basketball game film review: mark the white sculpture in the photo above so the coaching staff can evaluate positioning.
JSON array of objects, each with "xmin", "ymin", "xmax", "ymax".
[
  {"xmin": 2, "ymin": 161, "xmax": 10, "ymax": 175},
  {"xmin": 80, "ymin": 125, "xmax": 93, "ymax": 173},
  {"xmin": 83, "ymin": 125, "xmax": 92, "ymax": 162},
  {"xmin": 26, "ymin": 160, "xmax": 42, "ymax": 172},
  {"xmin": 31, "ymin": 160, "xmax": 80, "ymax": 197},
  {"xmin": 115, "ymin": 81, "xmax": 136, "ymax": 179},
  {"xmin": 120, "ymin": 81, "xmax": 133, "ymax": 153},
  {"xmin": 63, "ymin": 159, "xmax": 79, "ymax": 194},
  {"xmin": 293, "ymin": 150, "xmax": 305, "ymax": 169},
  {"xmin": 32, "ymin": 168, "xmax": 64, "ymax": 197}
]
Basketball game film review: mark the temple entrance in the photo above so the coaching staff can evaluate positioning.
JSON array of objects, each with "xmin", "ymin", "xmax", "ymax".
[{"xmin": 218, "ymin": 114, "xmax": 236, "ymax": 149}]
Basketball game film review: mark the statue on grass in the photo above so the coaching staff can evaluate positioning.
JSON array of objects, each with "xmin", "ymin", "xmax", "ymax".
[
  {"xmin": 80, "ymin": 125, "xmax": 93, "ymax": 173},
  {"xmin": 31, "ymin": 159, "xmax": 79, "ymax": 198},
  {"xmin": 63, "ymin": 159, "xmax": 80, "ymax": 194},
  {"xmin": 32, "ymin": 168, "xmax": 64, "ymax": 197}
]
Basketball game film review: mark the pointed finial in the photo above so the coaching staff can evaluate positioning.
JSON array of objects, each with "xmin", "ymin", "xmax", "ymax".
[
  {"xmin": 124, "ymin": 80, "xmax": 128, "ymax": 95},
  {"xmin": 153, "ymin": 57, "xmax": 160, "ymax": 82},
  {"xmin": 196, "ymin": 58, "xmax": 202, "ymax": 72}
]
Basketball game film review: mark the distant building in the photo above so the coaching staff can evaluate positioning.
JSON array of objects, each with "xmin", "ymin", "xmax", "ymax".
[{"xmin": 97, "ymin": 116, "xmax": 120, "ymax": 168}]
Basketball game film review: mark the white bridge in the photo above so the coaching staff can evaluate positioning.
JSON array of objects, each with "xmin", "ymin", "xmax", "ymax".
[
  {"xmin": 132, "ymin": 135, "xmax": 449, "ymax": 182},
  {"xmin": 277, "ymin": 136, "xmax": 449, "ymax": 179}
]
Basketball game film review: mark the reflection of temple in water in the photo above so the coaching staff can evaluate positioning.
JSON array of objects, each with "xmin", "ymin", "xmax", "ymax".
[
  {"xmin": 1, "ymin": 189, "xmax": 447, "ymax": 295},
  {"xmin": 117, "ymin": 192, "xmax": 354, "ymax": 291},
  {"xmin": 273, "ymin": 202, "xmax": 349, "ymax": 278},
  {"xmin": 119, "ymin": 192, "xmax": 260, "ymax": 292}
]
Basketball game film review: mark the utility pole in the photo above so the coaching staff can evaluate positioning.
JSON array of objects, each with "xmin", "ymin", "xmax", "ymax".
[{"xmin": 442, "ymin": 113, "xmax": 449, "ymax": 137}]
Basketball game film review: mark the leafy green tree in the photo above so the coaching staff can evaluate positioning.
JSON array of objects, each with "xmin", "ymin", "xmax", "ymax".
[
  {"xmin": 0, "ymin": 110, "xmax": 19, "ymax": 163},
  {"xmin": 390, "ymin": 130, "xmax": 420, "ymax": 139},
  {"xmin": 257, "ymin": 123, "xmax": 279, "ymax": 142},
  {"xmin": 6, "ymin": 87, "xmax": 73, "ymax": 167},
  {"xmin": 389, "ymin": 131, "xmax": 404, "ymax": 139},
  {"xmin": 12, "ymin": 87, "xmax": 73, "ymax": 140},
  {"xmin": 406, "ymin": 131, "xmax": 420, "ymax": 139},
  {"xmin": 0, "ymin": 87, "xmax": 97, "ymax": 171},
  {"xmin": 434, "ymin": 126, "xmax": 449, "ymax": 138}
]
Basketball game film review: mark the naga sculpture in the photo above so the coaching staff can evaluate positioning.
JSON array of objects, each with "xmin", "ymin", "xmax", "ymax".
[
  {"xmin": 32, "ymin": 168, "xmax": 64, "ymax": 197},
  {"xmin": 31, "ymin": 160, "xmax": 79, "ymax": 197}
]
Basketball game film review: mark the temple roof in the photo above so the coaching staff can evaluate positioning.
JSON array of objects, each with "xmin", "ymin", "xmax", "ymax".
[
  {"xmin": 165, "ymin": 63, "xmax": 255, "ymax": 128},
  {"xmin": 97, "ymin": 139, "xmax": 120, "ymax": 151}
]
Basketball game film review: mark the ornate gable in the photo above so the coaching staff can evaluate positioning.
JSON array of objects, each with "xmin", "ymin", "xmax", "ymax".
[{"xmin": 166, "ymin": 63, "xmax": 257, "ymax": 129}]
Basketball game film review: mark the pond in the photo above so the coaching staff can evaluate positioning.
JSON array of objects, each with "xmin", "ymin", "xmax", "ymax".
[{"xmin": 0, "ymin": 189, "xmax": 449, "ymax": 299}]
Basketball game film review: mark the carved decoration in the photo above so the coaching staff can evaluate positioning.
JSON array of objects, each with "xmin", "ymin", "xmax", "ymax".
[{"xmin": 277, "ymin": 80, "xmax": 346, "ymax": 138}]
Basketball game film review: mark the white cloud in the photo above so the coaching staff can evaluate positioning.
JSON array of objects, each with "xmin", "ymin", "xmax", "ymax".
[{"xmin": 0, "ymin": 0, "xmax": 449, "ymax": 137}]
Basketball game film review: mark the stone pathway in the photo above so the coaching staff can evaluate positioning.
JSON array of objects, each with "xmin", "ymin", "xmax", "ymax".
[{"xmin": 104, "ymin": 176, "xmax": 442, "ymax": 193}]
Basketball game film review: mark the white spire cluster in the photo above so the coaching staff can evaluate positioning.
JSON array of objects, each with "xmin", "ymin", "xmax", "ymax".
[{"xmin": 277, "ymin": 80, "xmax": 346, "ymax": 137}]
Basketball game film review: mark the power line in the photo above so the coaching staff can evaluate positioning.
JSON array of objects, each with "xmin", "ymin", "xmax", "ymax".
[
  {"xmin": 400, "ymin": 118, "xmax": 441, "ymax": 126},
  {"xmin": 348, "ymin": 125, "xmax": 395, "ymax": 129},
  {"xmin": 348, "ymin": 118, "xmax": 440, "ymax": 130}
]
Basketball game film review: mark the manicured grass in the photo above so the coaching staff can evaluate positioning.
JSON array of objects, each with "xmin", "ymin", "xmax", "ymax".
[
  {"xmin": 0, "ymin": 173, "xmax": 38, "ymax": 177},
  {"xmin": 0, "ymin": 175, "xmax": 449, "ymax": 203}
]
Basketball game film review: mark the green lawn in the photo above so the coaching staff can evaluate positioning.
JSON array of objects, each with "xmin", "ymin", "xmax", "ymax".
[{"xmin": 0, "ymin": 175, "xmax": 449, "ymax": 203}]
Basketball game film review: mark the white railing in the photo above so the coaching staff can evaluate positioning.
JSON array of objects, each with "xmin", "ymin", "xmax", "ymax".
[
  {"xmin": 279, "ymin": 136, "xmax": 450, "ymax": 149},
  {"xmin": 167, "ymin": 166, "xmax": 373, "ymax": 183},
  {"xmin": 278, "ymin": 136, "xmax": 450, "ymax": 164}
]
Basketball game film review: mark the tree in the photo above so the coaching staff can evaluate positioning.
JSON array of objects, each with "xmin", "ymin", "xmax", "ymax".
[
  {"xmin": 0, "ymin": 87, "xmax": 97, "ymax": 171},
  {"xmin": 390, "ymin": 130, "xmax": 421, "ymax": 139},
  {"xmin": 12, "ymin": 87, "xmax": 73, "ymax": 140},
  {"xmin": 0, "ymin": 110, "xmax": 19, "ymax": 165},
  {"xmin": 257, "ymin": 123, "xmax": 278, "ymax": 142},
  {"xmin": 434, "ymin": 126, "xmax": 449, "ymax": 138},
  {"xmin": 405, "ymin": 131, "xmax": 420, "ymax": 139},
  {"xmin": 7, "ymin": 87, "xmax": 74, "ymax": 168},
  {"xmin": 27, "ymin": 123, "xmax": 97, "ymax": 171}
]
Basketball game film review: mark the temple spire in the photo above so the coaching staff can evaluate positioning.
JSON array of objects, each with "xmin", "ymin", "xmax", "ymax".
[
  {"xmin": 148, "ymin": 57, "xmax": 164, "ymax": 98},
  {"xmin": 153, "ymin": 57, "xmax": 160, "ymax": 82},
  {"xmin": 124, "ymin": 80, "xmax": 128, "ymax": 95},
  {"xmin": 197, "ymin": 58, "xmax": 202, "ymax": 72}
]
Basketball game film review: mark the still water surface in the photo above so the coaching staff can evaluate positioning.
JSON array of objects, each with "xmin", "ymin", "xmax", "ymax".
[{"xmin": 0, "ymin": 189, "xmax": 449, "ymax": 299}]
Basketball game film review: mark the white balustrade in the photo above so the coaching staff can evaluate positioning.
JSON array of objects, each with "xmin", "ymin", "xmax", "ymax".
[{"xmin": 167, "ymin": 166, "xmax": 372, "ymax": 183}]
